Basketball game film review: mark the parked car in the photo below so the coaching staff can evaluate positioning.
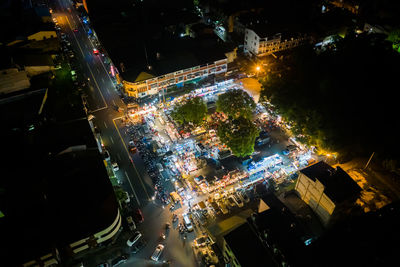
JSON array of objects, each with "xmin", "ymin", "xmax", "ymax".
[
  {"xmin": 112, "ymin": 162, "xmax": 119, "ymax": 172},
  {"xmin": 125, "ymin": 192, "xmax": 130, "ymax": 203},
  {"xmin": 103, "ymin": 150, "xmax": 110, "ymax": 161},
  {"xmin": 111, "ymin": 255, "xmax": 127, "ymax": 266},
  {"xmin": 183, "ymin": 213, "xmax": 193, "ymax": 232},
  {"xmin": 151, "ymin": 244, "xmax": 165, "ymax": 261},
  {"xmin": 127, "ymin": 231, "xmax": 142, "ymax": 247}
]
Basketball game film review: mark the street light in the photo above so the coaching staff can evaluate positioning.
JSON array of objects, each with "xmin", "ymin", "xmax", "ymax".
[{"xmin": 256, "ymin": 66, "xmax": 261, "ymax": 77}]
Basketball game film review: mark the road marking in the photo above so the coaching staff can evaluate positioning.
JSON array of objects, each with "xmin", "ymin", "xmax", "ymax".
[
  {"xmin": 125, "ymin": 171, "xmax": 141, "ymax": 206},
  {"xmin": 101, "ymin": 77, "xmax": 105, "ymax": 83},
  {"xmin": 113, "ymin": 118, "xmax": 150, "ymax": 198},
  {"xmin": 65, "ymin": 16, "xmax": 108, "ymax": 109},
  {"xmin": 112, "ymin": 99, "xmax": 116, "ymax": 106},
  {"xmin": 97, "ymin": 68, "xmax": 100, "ymax": 74},
  {"xmin": 104, "ymin": 121, "xmax": 108, "ymax": 128},
  {"xmin": 117, "ymin": 153, "xmax": 121, "ymax": 161},
  {"xmin": 110, "ymin": 136, "xmax": 114, "ymax": 144},
  {"xmin": 74, "ymin": 12, "xmax": 117, "ymax": 89},
  {"xmin": 91, "ymin": 107, "xmax": 107, "ymax": 113}
]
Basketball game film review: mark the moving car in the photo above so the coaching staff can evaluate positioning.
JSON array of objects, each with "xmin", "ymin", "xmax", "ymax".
[
  {"xmin": 73, "ymin": 28, "xmax": 78, "ymax": 32},
  {"xmin": 126, "ymin": 231, "xmax": 142, "ymax": 247},
  {"xmin": 93, "ymin": 48, "xmax": 99, "ymax": 55},
  {"xmin": 112, "ymin": 162, "xmax": 119, "ymax": 172},
  {"xmin": 111, "ymin": 255, "xmax": 127, "ymax": 266},
  {"xmin": 151, "ymin": 244, "xmax": 165, "ymax": 261}
]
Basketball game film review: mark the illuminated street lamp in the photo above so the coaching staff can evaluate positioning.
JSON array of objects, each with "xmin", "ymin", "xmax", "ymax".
[{"xmin": 256, "ymin": 66, "xmax": 261, "ymax": 77}]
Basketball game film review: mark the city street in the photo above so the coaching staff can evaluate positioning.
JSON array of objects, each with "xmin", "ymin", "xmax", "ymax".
[{"xmin": 50, "ymin": 1, "xmax": 199, "ymax": 266}]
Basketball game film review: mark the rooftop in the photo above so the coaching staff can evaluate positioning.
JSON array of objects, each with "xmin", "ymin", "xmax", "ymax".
[
  {"xmin": 0, "ymin": 90, "xmax": 118, "ymax": 266},
  {"xmin": 87, "ymin": 0, "xmax": 228, "ymax": 82},
  {"xmin": 224, "ymin": 222, "xmax": 279, "ymax": 267},
  {"xmin": 300, "ymin": 161, "xmax": 362, "ymax": 203}
]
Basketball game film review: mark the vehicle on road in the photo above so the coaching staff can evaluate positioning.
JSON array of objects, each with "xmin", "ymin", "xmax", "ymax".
[
  {"xmin": 126, "ymin": 231, "xmax": 142, "ymax": 247},
  {"xmin": 125, "ymin": 192, "xmax": 130, "ymax": 203},
  {"xmin": 129, "ymin": 145, "xmax": 137, "ymax": 154},
  {"xmin": 126, "ymin": 216, "xmax": 136, "ymax": 231},
  {"xmin": 111, "ymin": 255, "xmax": 127, "ymax": 266},
  {"xmin": 151, "ymin": 244, "xmax": 165, "ymax": 261},
  {"xmin": 282, "ymin": 145, "xmax": 298, "ymax": 155},
  {"xmin": 93, "ymin": 48, "xmax": 99, "ymax": 55},
  {"xmin": 183, "ymin": 213, "xmax": 193, "ymax": 232},
  {"xmin": 112, "ymin": 162, "xmax": 119, "ymax": 172},
  {"xmin": 73, "ymin": 28, "xmax": 78, "ymax": 32}
]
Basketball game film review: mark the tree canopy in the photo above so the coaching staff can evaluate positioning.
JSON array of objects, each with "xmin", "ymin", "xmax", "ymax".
[
  {"xmin": 260, "ymin": 34, "xmax": 400, "ymax": 162},
  {"xmin": 216, "ymin": 89, "xmax": 256, "ymax": 119},
  {"xmin": 171, "ymin": 97, "xmax": 207, "ymax": 125},
  {"xmin": 217, "ymin": 116, "xmax": 259, "ymax": 158}
]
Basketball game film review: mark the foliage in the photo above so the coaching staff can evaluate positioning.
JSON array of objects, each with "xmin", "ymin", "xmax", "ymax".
[
  {"xmin": 387, "ymin": 28, "xmax": 400, "ymax": 52},
  {"xmin": 260, "ymin": 35, "xmax": 400, "ymax": 160},
  {"xmin": 217, "ymin": 116, "xmax": 259, "ymax": 158},
  {"xmin": 171, "ymin": 97, "xmax": 207, "ymax": 125},
  {"xmin": 216, "ymin": 89, "xmax": 256, "ymax": 119},
  {"xmin": 113, "ymin": 186, "xmax": 128, "ymax": 203}
]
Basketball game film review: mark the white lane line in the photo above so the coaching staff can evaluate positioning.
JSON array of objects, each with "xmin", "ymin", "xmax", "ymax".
[
  {"xmin": 112, "ymin": 99, "xmax": 116, "ymax": 106},
  {"xmin": 125, "ymin": 171, "xmax": 141, "ymax": 206},
  {"xmin": 110, "ymin": 136, "xmax": 114, "ymax": 144},
  {"xmin": 101, "ymin": 77, "xmax": 105, "ymax": 83},
  {"xmin": 91, "ymin": 107, "xmax": 107, "ymax": 113},
  {"xmin": 117, "ymin": 153, "xmax": 121, "ymax": 161},
  {"xmin": 65, "ymin": 16, "xmax": 108, "ymax": 108},
  {"xmin": 97, "ymin": 68, "xmax": 100, "ymax": 73},
  {"xmin": 104, "ymin": 121, "xmax": 108, "ymax": 128}
]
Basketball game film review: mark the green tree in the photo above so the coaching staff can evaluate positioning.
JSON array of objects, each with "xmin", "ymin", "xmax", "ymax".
[
  {"xmin": 113, "ymin": 186, "xmax": 127, "ymax": 203},
  {"xmin": 216, "ymin": 89, "xmax": 256, "ymax": 119},
  {"xmin": 217, "ymin": 116, "xmax": 259, "ymax": 157},
  {"xmin": 171, "ymin": 97, "xmax": 207, "ymax": 125},
  {"xmin": 387, "ymin": 28, "xmax": 400, "ymax": 52}
]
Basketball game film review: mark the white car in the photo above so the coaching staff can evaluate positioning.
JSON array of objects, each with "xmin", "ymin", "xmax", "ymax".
[
  {"xmin": 112, "ymin": 162, "xmax": 119, "ymax": 172},
  {"xmin": 151, "ymin": 244, "xmax": 164, "ymax": 261},
  {"xmin": 126, "ymin": 231, "xmax": 142, "ymax": 247}
]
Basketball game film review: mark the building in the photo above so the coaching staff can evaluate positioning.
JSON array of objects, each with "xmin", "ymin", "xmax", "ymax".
[
  {"xmin": 13, "ymin": 54, "xmax": 55, "ymax": 77},
  {"xmin": 0, "ymin": 85, "xmax": 121, "ymax": 266},
  {"xmin": 87, "ymin": 0, "xmax": 230, "ymax": 99},
  {"xmin": 0, "ymin": 68, "xmax": 31, "ymax": 95},
  {"xmin": 295, "ymin": 161, "xmax": 361, "ymax": 225},
  {"xmin": 223, "ymin": 222, "xmax": 279, "ymax": 267},
  {"xmin": 244, "ymin": 27, "xmax": 310, "ymax": 57}
]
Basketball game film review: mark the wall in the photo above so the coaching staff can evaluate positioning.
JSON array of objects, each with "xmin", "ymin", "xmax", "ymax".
[
  {"xmin": 244, "ymin": 29, "xmax": 259, "ymax": 55},
  {"xmin": 123, "ymin": 59, "xmax": 228, "ymax": 98},
  {"xmin": 28, "ymin": 31, "xmax": 57, "ymax": 41},
  {"xmin": 295, "ymin": 173, "xmax": 335, "ymax": 225}
]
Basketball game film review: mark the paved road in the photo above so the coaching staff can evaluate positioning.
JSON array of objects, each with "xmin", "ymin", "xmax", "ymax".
[
  {"xmin": 53, "ymin": 0, "xmax": 153, "ymax": 207},
  {"xmin": 51, "ymin": 1, "xmax": 198, "ymax": 266}
]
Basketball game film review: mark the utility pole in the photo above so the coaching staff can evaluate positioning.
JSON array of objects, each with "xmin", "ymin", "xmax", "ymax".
[{"xmin": 364, "ymin": 152, "xmax": 375, "ymax": 169}]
